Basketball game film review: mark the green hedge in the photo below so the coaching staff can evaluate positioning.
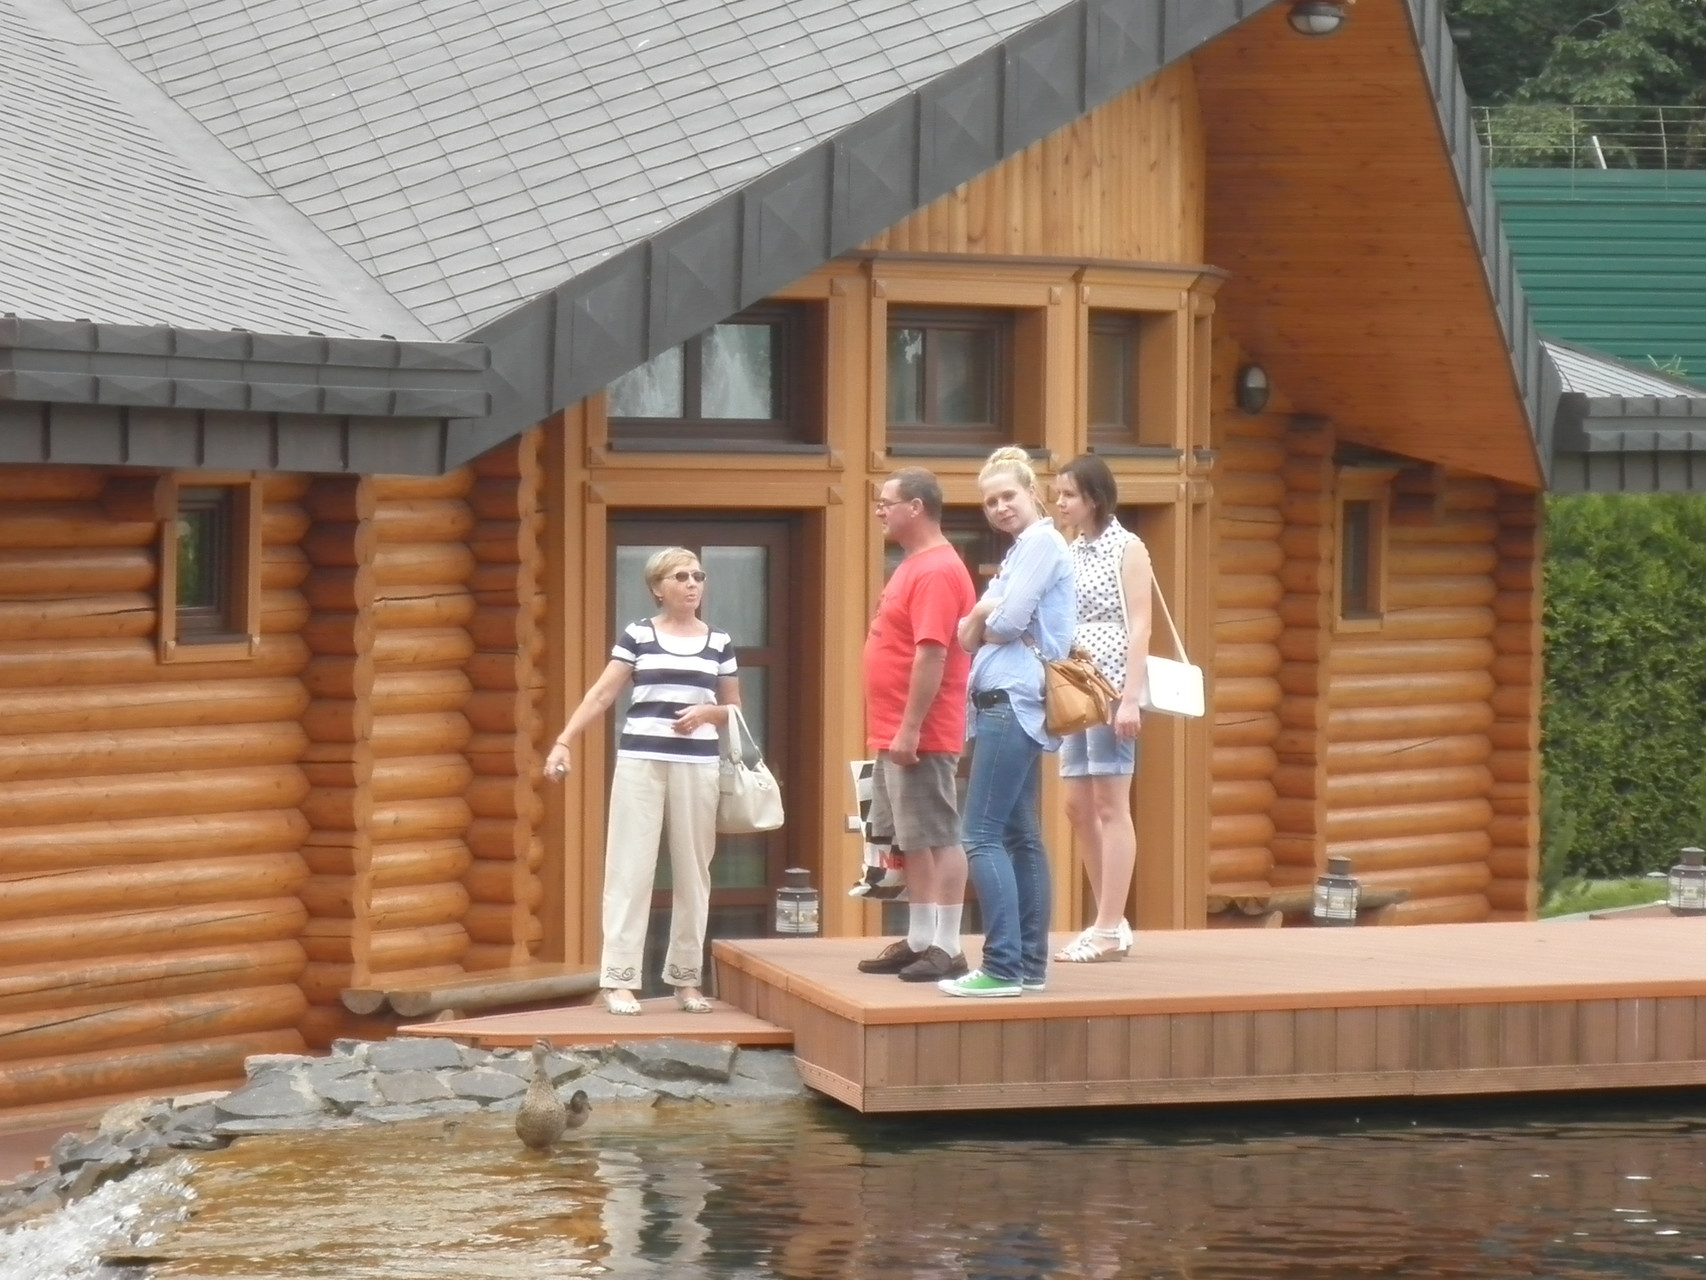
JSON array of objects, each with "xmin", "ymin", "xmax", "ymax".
[{"xmin": 1543, "ymin": 493, "xmax": 1706, "ymax": 876}]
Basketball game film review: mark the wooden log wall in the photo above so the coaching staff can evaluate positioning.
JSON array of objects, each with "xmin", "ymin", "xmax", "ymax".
[
  {"xmin": 365, "ymin": 471, "xmax": 477, "ymax": 982},
  {"xmin": 295, "ymin": 477, "xmax": 379, "ymax": 1047},
  {"xmin": 1486, "ymin": 486, "xmax": 1542, "ymax": 919},
  {"xmin": 461, "ymin": 431, "xmax": 549, "ymax": 971},
  {"xmin": 1269, "ymin": 420, "xmax": 1336, "ymax": 891},
  {"xmin": 1324, "ymin": 475, "xmax": 1506, "ymax": 923},
  {"xmin": 0, "ymin": 465, "xmax": 309, "ymax": 1110},
  {"xmin": 1209, "ymin": 407, "xmax": 1286, "ymax": 894}
]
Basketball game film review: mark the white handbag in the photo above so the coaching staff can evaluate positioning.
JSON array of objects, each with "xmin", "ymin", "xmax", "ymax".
[
  {"xmin": 1139, "ymin": 584, "xmax": 1205, "ymax": 718},
  {"xmin": 716, "ymin": 706, "xmax": 785, "ymax": 834},
  {"xmin": 1115, "ymin": 545, "xmax": 1206, "ymax": 720}
]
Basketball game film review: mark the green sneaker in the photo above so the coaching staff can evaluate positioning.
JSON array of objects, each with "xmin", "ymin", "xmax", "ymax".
[{"xmin": 938, "ymin": 969, "xmax": 1022, "ymax": 998}]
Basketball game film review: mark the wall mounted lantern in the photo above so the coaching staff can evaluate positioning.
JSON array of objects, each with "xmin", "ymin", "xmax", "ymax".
[
  {"xmin": 1235, "ymin": 363, "xmax": 1270, "ymax": 414},
  {"xmin": 1668, "ymin": 847, "xmax": 1706, "ymax": 916},
  {"xmin": 776, "ymin": 867, "xmax": 821, "ymax": 936},
  {"xmin": 1312, "ymin": 855, "xmax": 1361, "ymax": 925},
  {"xmin": 1288, "ymin": 1, "xmax": 1348, "ymax": 37}
]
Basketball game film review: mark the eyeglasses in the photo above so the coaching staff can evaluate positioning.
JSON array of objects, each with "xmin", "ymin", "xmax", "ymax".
[
  {"xmin": 875, "ymin": 497, "xmax": 917, "ymax": 512},
  {"xmin": 665, "ymin": 570, "xmax": 707, "ymax": 584}
]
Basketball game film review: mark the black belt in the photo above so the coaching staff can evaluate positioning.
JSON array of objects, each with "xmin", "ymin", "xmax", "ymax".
[{"xmin": 971, "ymin": 688, "xmax": 1010, "ymax": 710}]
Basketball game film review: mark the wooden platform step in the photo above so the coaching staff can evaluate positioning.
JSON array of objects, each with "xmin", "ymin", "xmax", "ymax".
[{"xmin": 402, "ymin": 996, "xmax": 793, "ymax": 1049}]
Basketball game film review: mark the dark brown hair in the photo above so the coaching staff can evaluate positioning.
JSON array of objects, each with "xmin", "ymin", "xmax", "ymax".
[
  {"xmin": 1058, "ymin": 453, "xmax": 1119, "ymax": 528},
  {"xmin": 887, "ymin": 467, "xmax": 944, "ymax": 521}
]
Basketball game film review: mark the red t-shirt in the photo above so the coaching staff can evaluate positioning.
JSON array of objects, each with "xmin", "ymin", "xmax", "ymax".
[{"xmin": 863, "ymin": 542, "xmax": 977, "ymax": 753}]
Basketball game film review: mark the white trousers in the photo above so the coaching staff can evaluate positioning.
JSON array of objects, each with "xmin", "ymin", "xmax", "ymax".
[{"xmin": 599, "ymin": 756, "xmax": 719, "ymax": 990}]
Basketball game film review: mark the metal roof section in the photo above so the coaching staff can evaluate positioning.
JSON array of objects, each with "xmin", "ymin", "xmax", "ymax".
[
  {"xmin": 2, "ymin": 0, "xmax": 419, "ymax": 341},
  {"xmin": 0, "ymin": 317, "xmax": 489, "ymax": 474},
  {"xmin": 1546, "ymin": 338, "xmax": 1706, "ymax": 494},
  {"xmin": 1406, "ymin": 0, "xmax": 1560, "ymax": 480},
  {"xmin": 1493, "ymin": 169, "xmax": 1706, "ymax": 390},
  {"xmin": 1545, "ymin": 339, "xmax": 1702, "ymax": 400}
]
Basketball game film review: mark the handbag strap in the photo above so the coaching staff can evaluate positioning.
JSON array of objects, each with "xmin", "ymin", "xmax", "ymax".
[
  {"xmin": 720, "ymin": 704, "xmax": 763, "ymax": 763},
  {"xmin": 1112, "ymin": 534, "xmax": 1189, "ymax": 665}
]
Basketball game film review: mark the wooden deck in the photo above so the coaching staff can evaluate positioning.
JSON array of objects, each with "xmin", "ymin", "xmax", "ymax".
[
  {"xmin": 713, "ymin": 918, "xmax": 1706, "ymax": 1112},
  {"xmin": 404, "ymin": 996, "xmax": 793, "ymax": 1050}
]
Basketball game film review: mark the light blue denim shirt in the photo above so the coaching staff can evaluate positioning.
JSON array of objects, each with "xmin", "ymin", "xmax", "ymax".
[{"xmin": 968, "ymin": 517, "xmax": 1076, "ymax": 749}]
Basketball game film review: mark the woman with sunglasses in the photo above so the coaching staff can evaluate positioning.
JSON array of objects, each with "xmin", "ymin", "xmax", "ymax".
[{"xmin": 544, "ymin": 547, "xmax": 738, "ymax": 1016}]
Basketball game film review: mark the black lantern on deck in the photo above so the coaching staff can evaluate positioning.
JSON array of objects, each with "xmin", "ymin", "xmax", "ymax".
[
  {"xmin": 1312, "ymin": 855, "xmax": 1360, "ymax": 926},
  {"xmin": 776, "ymin": 867, "xmax": 820, "ymax": 936},
  {"xmin": 1668, "ymin": 847, "xmax": 1706, "ymax": 917}
]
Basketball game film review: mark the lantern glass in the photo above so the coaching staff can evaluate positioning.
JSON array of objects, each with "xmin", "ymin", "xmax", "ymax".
[
  {"xmin": 775, "ymin": 867, "xmax": 820, "ymax": 936},
  {"xmin": 1667, "ymin": 848, "xmax": 1706, "ymax": 916},
  {"xmin": 1312, "ymin": 856, "xmax": 1360, "ymax": 925},
  {"xmin": 1287, "ymin": 2, "xmax": 1346, "ymax": 36}
]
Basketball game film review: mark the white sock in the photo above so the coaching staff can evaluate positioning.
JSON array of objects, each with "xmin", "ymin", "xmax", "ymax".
[
  {"xmin": 933, "ymin": 904, "xmax": 964, "ymax": 956},
  {"xmin": 907, "ymin": 904, "xmax": 937, "ymax": 952}
]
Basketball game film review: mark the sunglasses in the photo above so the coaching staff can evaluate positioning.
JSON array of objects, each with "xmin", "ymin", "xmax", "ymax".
[{"xmin": 666, "ymin": 570, "xmax": 707, "ymax": 583}]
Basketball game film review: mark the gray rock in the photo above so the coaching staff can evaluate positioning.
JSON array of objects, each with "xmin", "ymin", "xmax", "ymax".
[
  {"xmin": 67, "ymin": 1158, "xmax": 135, "ymax": 1201},
  {"xmin": 214, "ymin": 1116, "xmax": 361, "ymax": 1137},
  {"xmin": 571, "ymin": 1073, "xmax": 656, "ymax": 1104},
  {"xmin": 729, "ymin": 1050, "xmax": 806, "ymax": 1094},
  {"xmin": 548, "ymin": 1051, "xmax": 600, "ymax": 1084},
  {"xmin": 159, "ymin": 1102, "xmax": 218, "ymax": 1138},
  {"xmin": 97, "ymin": 1098, "xmax": 157, "ymax": 1137},
  {"xmin": 365, "ymin": 1038, "xmax": 464, "ymax": 1072},
  {"xmin": 54, "ymin": 1136, "xmax": 128, "ymax": 1171},
  {"xmin": 166, "ymin": 1131, "xmax": 228, "ymax": 1151},
  {"xmin": 353, "ymin": 1100, "xmax": 479, "ymax": 1124},
  {"xmin": 612, "ymin": 1038, "xmax": 736, "ymax": 1083},
  {"xmin": 305, "ymin": 1057, "xmax": 366, "ymax": 1089},
  {"xmin": 170, "ymin": 1089, "xmax": 230, "ymax": 1109},
  {"xmin": 374, "ymin": 1070, "xmax": 453, "ymax": 1106},
  {"xmin": 329, "ymin": 1038, "xmax": 369, "ymax": 1060},
  {"xmin": 315, "ymin": 1075, "xmax": 381, "ymax": 1114},
  {"xmin": 215, "ymin": 1076, "xmax": 325, "ymax": 1121},
  {"xmin": 446, "ymin": 1069, "xmax": 527, "ymax": 1102},
  {"xmin": 244, "ymin": 1053, "xmax": 312, "ymax": 1080}
]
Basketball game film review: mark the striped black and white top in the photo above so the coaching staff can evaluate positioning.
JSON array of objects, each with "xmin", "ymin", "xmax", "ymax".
[{"xmin": 612, "ymin": 619, "xmax": 738, "ymax": 763}]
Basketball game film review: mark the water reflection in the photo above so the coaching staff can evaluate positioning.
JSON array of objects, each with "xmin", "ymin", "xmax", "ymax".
[{"xmin": 104, "ymin": 1098, "xmax": 1706, "ymax": 1278}]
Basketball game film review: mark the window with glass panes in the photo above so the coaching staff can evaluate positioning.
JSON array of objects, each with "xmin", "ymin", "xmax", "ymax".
[
  {"xmin": 605, "ymin": 303, "xmax": 821, "ymax": 448},
  {"xmin": 885, "ymin": 308, "xmax": 1009, "ymax": 450}
]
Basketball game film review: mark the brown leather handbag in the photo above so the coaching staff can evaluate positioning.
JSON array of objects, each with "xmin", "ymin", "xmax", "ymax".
[{"xmin": 1027, "ymin": 640, "xmax": 1119, "ymax": 736}]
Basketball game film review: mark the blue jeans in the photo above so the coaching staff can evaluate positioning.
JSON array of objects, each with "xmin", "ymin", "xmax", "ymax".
[{"xmin": 961, "ymin": 701, "xmax": 1050, "ymax": 984}]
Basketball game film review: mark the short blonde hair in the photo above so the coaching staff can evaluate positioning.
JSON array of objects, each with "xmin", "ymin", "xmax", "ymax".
[
  {"xmin": 979, "ymin": 445, "xmax": 1042, "ymax": 503},
  {"xmin": 644, "ymin": 546, "xmax": 699, "ymax": 597}
]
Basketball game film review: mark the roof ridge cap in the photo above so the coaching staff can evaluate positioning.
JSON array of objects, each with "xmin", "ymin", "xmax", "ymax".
[{"xmin": 14, "ymin": 0, "xmax": 438, "ymax": 341}]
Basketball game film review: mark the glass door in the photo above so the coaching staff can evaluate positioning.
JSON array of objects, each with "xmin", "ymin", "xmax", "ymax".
[{"xmin": 609, "ymin": 517, "xmax": 797, "ymax": 994}]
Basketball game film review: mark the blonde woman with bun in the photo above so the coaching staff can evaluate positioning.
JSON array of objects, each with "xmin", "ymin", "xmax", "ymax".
[{"xmin": 941, "ymin": 447, "xmax": 1075, "ymax": 999}]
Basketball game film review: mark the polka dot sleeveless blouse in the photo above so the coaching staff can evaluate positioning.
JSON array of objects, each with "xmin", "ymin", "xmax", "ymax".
[{"xmin": 1070, "ymin": 517, "xmax": 1140, "ymax": 691}]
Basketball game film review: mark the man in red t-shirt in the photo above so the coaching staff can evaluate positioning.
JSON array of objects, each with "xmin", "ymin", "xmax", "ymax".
[{"xmin": 857, "ymin": 468, "xmax": 978, "ymax": 982}]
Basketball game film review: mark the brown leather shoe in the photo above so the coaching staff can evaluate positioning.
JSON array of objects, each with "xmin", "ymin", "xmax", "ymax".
[
  {"xmin": 897, "ymin": 946, "xmax": 970, "ymax": 982},
  {"xmin": 856, "ymin": 939, "xmax": 922, "ymax": 974}
]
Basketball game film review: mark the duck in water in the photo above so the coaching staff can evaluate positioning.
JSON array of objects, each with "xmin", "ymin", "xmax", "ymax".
[{"xmin": 516, "ymin": 1038, "xmax": 592, "ymax": 1151}]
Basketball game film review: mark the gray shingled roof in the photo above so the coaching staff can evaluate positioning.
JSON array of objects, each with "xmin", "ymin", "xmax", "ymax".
[{"xmin": 59, "ymin": 0, "xmax": 1063, "ymax": 339}]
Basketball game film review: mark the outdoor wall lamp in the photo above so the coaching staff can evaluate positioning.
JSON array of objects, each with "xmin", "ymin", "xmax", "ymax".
[
  {"xmin": 1287, "ymin": 1, "xmax": 1349, "ymax": 37},
  {"xmin": 1667, "ymin": 847, "xmax": 1706, "ymax": 916},
  {"xmin": 1235, "ymin": 363, "xmax": 1270, "ymax": 414},
  {"xmin": 775, "ymin": 866, "xmax": 821, "ymax": 935},
  {"xmin": 1312, "ymin": 855, "xmax": 1361, "ymax": 925}
]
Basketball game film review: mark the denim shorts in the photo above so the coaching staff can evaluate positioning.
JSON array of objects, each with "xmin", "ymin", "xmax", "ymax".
[{"xmin": 1058, "ymin": 714, "xmax": 1138, "ymax": 778}]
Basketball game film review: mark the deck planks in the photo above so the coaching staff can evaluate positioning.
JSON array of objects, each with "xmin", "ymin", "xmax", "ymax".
[{"xmin": 713, "ymin": 919, "xmax": 1706, "ymax": 1112}]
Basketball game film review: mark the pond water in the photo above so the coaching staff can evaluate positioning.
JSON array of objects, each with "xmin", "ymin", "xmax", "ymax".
[{"xmin": 10, "ymin": 1094, "xmax": 1706, "ymax": 1279}]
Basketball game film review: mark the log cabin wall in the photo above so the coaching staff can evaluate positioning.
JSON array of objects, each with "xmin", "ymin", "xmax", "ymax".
[
  {"xmin": 1487, "ymin": 486, "xmax": 1542, "ymax": 919},
  {"xmin": 1324, "ymin": 473, "xmax": 1509, "ymax": 923},
  {"xmin": 0, "ymin": 466, "xmax": 310, "ymax": 1113},
  {"xmin": 461, "ymin": 431, "xmax": 549, "ymax": 971},
  {"xmin": 1208, "ymin": 401, "xmax": 1287, "ymax": 897},
  {"xmin": 365, "ymin": 471, "xmax": 477, "ymax": 983}
]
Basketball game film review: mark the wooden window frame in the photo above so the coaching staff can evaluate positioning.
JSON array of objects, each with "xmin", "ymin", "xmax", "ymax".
[
  {"xmin": 158, "ymin": 473, "xmax": 262, "ymax": 663},
  {"xmin": 884, "ymin": 306, "xmax": 1014, "ymax": 454},
  {"xmin": 1083, "ymin": 308, "xmax": 1183, "ymax": 456},
  {"xmin": 606, "ymin": 302, "xmax": 824, "ymax": 452},
  {"xmin": 1335, "ymin": 467, "xmax": 1397, "ymax": 633}
]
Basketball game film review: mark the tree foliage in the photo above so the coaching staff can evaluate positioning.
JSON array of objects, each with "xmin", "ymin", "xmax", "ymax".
[
  {"xmin": 1447, "ymin": 0, "xmax": 1706, "ymax": 105},
  {"xmin": 1543, "ymin": 494, "xmax": 1706, "ymax": 875}
]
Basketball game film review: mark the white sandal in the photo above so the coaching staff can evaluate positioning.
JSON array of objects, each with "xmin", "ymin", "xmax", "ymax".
[
  {"xmin": 602, "ymin": 989, "xmax": 642, "ymax": 1015},
  {"xmin": 1055, "ymin": 921, "xmax": 1133, "ymax": 964}
]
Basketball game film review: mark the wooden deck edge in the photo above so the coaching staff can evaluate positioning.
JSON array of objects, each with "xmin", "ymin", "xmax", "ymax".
[
  {"xmin": 712, "ymin": 942, "xmax": 1706, "ymax": 1026},
  {"xmin": 793, "ymin": 1058, "xmax": 865, "ymax": 1110},
  {"xmin": 850, "ymin": 1060, "xmax": 1706, "ymax": 1113}
]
